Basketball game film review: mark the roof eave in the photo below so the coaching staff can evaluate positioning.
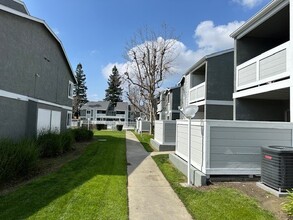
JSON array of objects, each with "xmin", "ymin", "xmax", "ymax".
[{"xmin": 230, "ymin": 0, "xmax": 289, "ymax": 39}]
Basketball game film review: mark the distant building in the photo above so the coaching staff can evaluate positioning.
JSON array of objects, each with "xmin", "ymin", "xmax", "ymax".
[
  {"xmin": 156, "ymin": 86, "xmax": 181, "ymax": 120},
  {"xmin": 80, "ymin": 101, "xmax": 131, "ymax": 124},
  {"xmin": 0, "ymin": 0, "xmax": 76, "ymax": 139}
]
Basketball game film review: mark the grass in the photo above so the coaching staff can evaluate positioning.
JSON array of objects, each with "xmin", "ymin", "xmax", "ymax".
[
  {"xmin": 152, "ymin": 154, "xmax": 275, "ymax": 220},
  {"xmin": 0, "ymin": 131, "xmax": 128, "ymax": 220},
  {"xmin": 133, "ymin": 131, "xmax": 154, "ymax": 152}
]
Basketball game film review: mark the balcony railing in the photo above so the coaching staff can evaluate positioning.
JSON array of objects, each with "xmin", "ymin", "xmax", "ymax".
[
  {"xmin": 236, "ymin": 41, "xmax": 289, "ymax": 91},
  {"xmin": 189, "ymin": 82, "xmax": 205, "ymax": 103}
]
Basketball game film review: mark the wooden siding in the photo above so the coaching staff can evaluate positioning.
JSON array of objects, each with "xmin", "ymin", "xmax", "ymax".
[
  {"xmin": 238, "ymin": 63, "xmax": 256, "ymax": 87},
  {"xmin": 210, "ymin": 127, "xmax": 292, "ymax": 169},
  {"xmin": 259, "ymin": 49, "xmax": 286, "ymax": 80}
]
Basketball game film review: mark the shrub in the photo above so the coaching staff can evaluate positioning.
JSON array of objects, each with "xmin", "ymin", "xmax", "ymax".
[
  {"xmin": 72, "ymin": 128, "xmax": 94, "ymax": 142},
  {"xmin": 37, "ymin": 131, "xmax": 62, "ymax": 157},
  {"xmin": 282, "ymin": 190, "xmax": 293, "ymax": 216},
  {"xmin": 116, "ymin": 125, "xmax": 123, "ymax": 131},
  {"xmin": 60, "ymin": 130, "xmax": 74, "ymax": 152},
  {"xmin": 0, "ymin": 139, "xmax": 39, "ymax": 182},
  {"xmin": 96, "ymin": 124, "xmax": 107, "ymax": 130}
]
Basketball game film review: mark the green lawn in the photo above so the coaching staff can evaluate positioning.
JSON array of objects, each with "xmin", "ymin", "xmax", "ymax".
[
  {"xmin": 153, "ymin": 154, "xmax": 275, "ymax": 220},
  {"xmin": 0, "ymin": 131, "xmax": 128, "ymax": 220},
  {"xmin": 133, "ymin": 131, "xmax": 154, "ymax": 152}
]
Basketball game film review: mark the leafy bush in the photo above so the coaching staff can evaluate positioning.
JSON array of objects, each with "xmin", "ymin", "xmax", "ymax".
[
  {"xmin": 60, "ymin": 130, "xmax": 74, "ymax": 152},
  {"xmin": 0, "ymin": 139, "xmax": 39, "ymax": 182},
  {"xmin": 96, "ymin": 124, "xmax": 107, "ymax": 130},
  {"xmin": 72, "ymin": 128, "xmax": 94, "ymax": 142},
  {"xmin": 37, "ymin": 131, "xmax": 62, "ymax": 157},
  {"xmin": 116, "ymin": 125, "xmax": 123, "ymax": 131},
  {"xmin": 282, "ymin": 190, "xmax": 293, "ymax": 216}
]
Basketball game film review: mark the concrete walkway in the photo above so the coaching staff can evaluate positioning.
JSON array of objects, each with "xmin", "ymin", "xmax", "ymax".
[{"xmin": 126, "ymin": 131, "xmax": 193, "ymax": 220}]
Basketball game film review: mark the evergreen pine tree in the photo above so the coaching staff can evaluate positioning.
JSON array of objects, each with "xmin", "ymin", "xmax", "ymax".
[
  {"xmin": 104, "ymin": 65, "xmax": 123, "ymax": 105},
  {"xmin": 73, "ymin": 63, "xmax": 88, "ymax": 117}
]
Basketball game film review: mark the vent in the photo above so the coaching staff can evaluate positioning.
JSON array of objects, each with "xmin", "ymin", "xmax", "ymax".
[{"xmin": 261, "ymin": 146, "xmax": 293, "ymax": 192}]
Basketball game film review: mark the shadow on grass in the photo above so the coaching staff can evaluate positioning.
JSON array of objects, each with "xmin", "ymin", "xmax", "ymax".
[{"xmin": 0, "ymin": 131, "xmax": 127, "ymax": 219}]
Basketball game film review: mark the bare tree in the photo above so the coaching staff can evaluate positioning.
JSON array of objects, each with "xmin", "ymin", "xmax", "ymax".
[{"xmin": 124, "ymin": 25, "xmax": 178, "ymax": 134}]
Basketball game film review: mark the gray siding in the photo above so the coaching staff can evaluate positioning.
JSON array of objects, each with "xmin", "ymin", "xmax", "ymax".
[
  {"xmin": 205, "ymin": 105, "xmax": 233, "ymax": 120},
  {"xmin": 171, "ymin": 87, "xmax": 180, "ymax": 112},
  {"xmin": 206, "ymin": 51, "xmax": 234, "ymax": 101},
  {"xmin": 176, "ymin": 122, "xmax": 203, "ymax": 170},
  {"xmin": 238, "ymin": 63, "xmax": 256, "ymax": 87},
  {"xmin": 0, "ymin": 0, "xmax": 28, "ymax": 14},
  {"xmin": 259, "ymin": 49, "xmax": 286, "ymax": 80},
  {"xmin": 0, "ymin": 98, "xmax": 68, "ymax": 139},
  {"xmin": 236, "ymin": 99, "xmax": 289, "ymax": 121},
  {"xmin": 210, "ymin": 127, "xmax": 292, "ymax": 169},
  {"xmin": 0, "ymin": 96, "xmax": 28, "ymax": 139},
  {"xmin": 164, "ymin": 122, "xmax": 176, "ymax": 143},
  {"xmin": 0, "ymin": 10, "xmax": 74, "ymax": 107}
]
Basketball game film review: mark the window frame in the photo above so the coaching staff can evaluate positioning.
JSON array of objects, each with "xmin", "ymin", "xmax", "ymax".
[{"xmin": 68, "ymin": 81, "xmax": 74, "ymax": 99}]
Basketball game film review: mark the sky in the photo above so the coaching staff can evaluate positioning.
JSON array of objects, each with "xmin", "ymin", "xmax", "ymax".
[{"xmin": 24, "ymin": 0, "xmax": 271, "ymax": 101}]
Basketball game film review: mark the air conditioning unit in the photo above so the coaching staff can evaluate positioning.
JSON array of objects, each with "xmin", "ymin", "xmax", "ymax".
[{"xmin": 261, "ymin": 146, "xmax": 293, "ymax": 192}]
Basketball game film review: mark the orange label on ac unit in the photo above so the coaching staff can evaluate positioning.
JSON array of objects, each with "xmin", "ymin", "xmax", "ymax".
[{"xmin": 264, "ymin": 155, "xmax": 272, "ymax": 160}]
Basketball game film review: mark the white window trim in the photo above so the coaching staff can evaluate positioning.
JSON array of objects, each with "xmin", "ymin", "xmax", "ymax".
[
  {"xmin": 68, "ymin": 81, "xmax": 74, "ymax": 99},
  {"xmin": 66, "ymin": 111, "xmax": 72, "ymax": 128}
]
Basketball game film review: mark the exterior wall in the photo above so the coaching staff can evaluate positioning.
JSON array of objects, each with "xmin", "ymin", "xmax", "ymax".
[
  {"xmin": 236, "ymin": 37, "xmax": 286, "ymax": 66},
  {"xmin": 137, "ymin": 120, "xmax": 150, "ymax": 133},
  {"xmin": 175, "ymin": 119, "xmax": 293, "ymax": 175},
  {"xmin": 154, "ymin": 121, "xmax": 164, "ymax": 143},
  {"xmin": 0, "ymin": 10, "xmax": 74, "ymax": 107},
  {"xmin": 179, "ymin": 74, "xmax": 190, "ymax": 118},
  {"xmin": 176, "ymin": 120, "xmax": 203, "ymax": 171},
  {"xmin": 0, "ymin": 97, "xmax": 68, "ymax": 139},
  {"xmin": 171, "ymin": 87, "xmax": 181, "ymax": 114},
  {"xmin": 236, "ymin": 99, "xmax": 289, "ymax": 121},
  {"xmin": 206, "ymin": 51, "xmax": 234, "ymax": 101},
  {"xmin": 210, "ymin": 126, "xmax": 292, "ymax": 170},
  {"xmin": 0, "ymin": 9, "xmax": 74, "ymax": 139},
  {"xmin": 0, "ymin": 0, "xmax": 28, "ymax": 14},
  {"xmin": 205, "ymin": 105, "xmax": 233, "ymax": 120},
  {"xmin": 0, "ymin": 96, "xmax": 28, "ymax": 139},
  {"xmin": 164, "ymin": 121, "xmax": 177, "ymax": 143}
]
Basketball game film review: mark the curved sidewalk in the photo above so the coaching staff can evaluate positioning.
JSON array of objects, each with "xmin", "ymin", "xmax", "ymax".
[{"xmin": 126, "ymin": 131, "xmax": 192, "ymax": 220}]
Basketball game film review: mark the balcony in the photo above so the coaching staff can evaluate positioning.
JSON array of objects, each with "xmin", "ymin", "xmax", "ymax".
[
  {"xmin": 189, "ymin": 82, "xmax": 205, "ymax": 103},
  {"xmin": 236, "ymin": 41, "xmax": 289, "ymax": 91}
]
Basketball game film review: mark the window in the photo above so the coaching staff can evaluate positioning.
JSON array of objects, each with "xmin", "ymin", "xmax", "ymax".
[
  {"xmin": 86, "ymin": 110, "xmax": 91, "ymax": 114},
  {"xmin": 80, "ymin": 110, "xmax": 86, "ymax": 116},
  {"xmin": 68, "ymin": 81, "xmax": 74, "ymax": 99},
  {"xmin": 67, "ymin": 111, "xmax": 72, "ymax": 128}
]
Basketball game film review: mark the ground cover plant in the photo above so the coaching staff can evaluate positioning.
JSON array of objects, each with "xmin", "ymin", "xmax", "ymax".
[
  {"xmin": 282, "ymin": 190, "xmax": 293, "ymax": 216},
  {"xmin": 152, "ymin": 154, "xmax": 275, "ymax": 220},
  {"xmin": 133, "ymin": 131, "xmax": 154, "ymax": 152},
  {"xmin": 0, "ymin": 131, "xmax": 128, "ymax": 220}
]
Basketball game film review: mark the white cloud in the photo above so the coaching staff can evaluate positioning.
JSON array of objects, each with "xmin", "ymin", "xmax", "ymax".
[
  {"xmin": 101, "ymin": 62, "xmax": 128, "ymax": 79},
  {"xmin": 101, "ymin": 20, "xmax": 244, "ymax": 89},
  {"xmin": 232, "ymin": 0, "xmax": 263, "ymax": 8},
  {"xmin": 194, "ymin": 20, "xmax": 244, "ymax": 52}
]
